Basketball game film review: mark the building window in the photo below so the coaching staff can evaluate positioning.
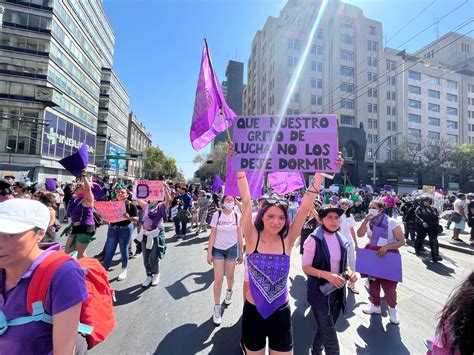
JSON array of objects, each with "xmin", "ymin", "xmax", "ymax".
[
  {"xmin": 428, "ymin": 89, "xmax": 440, "ymax": 99},
  {"xmin": 429, "ymin": 76, "xmax": 440, "ymax": 85},
  {"xmin": 293, "ymin": 92, "xmax": 300, "ymax": 103},
  {"xmin": 392, "ymin": 122, "xmax": 397, "ymax": 131},
  {"xmin": 311, "ymin": 78, "xmax": 316, "ymax": 88},
  {"xmin": 341, "ymin": 50, "xmax": 354, "ymax": 61},
  {"xmin": 428, "ymin": 117, "xmax": 440, "ymax": 126},
  {"xmin": 409, "ymin": 114, "xmax": 421, "ymax": 123},
  {"xmin": 317, "ymin": 62, "xmax": 322, "ymax": 72},
  {"xmin": 311, "ymin": 45, "xmax": 316, "ymax": 54},
  {"xmin": 341, "ymin": 16, "xmax": 354, "ymax": 29},
  {"xmin": 447, "ymin": 120, "xmax": 458, "ymax": 129},
  {"xmin": 341, "ymin": 99, "xmax": 354, "ymax": 109},
  {"xmin": 311, "ymin": 61, "xmax": 317, "ymax": 71},
  {"xmin": 294, "ymin": 109, "xmax": 300, "ymax": 115},
  {"xmin": 447, "ymin": 80, "xmax": 458, "ymax": 89},
  {"xmin": 341, "ymin": 82, "xmax": 354, "ymax": 93},
  {"xmin": 410, "ymin": 143, "xmax": 421, "ymax": 151},
  {"xmin": 387, "ymin": 121, "xmax": 392, "ymax": 130},
  {"xmin": 373, "ymin": 119, "xmax": 378, "ymax": 128},
  {"xmin": 367, "ymin": 40, "xmax": 378, "ymax": 51},
  {"xmin": 311, "ymin": 95, "xmax": 316, "ymax": 105},
  {"xmin": 409, "ymin": 99, "xmax": 421, "ymax": 109},
  {"xmin": 369, "ymin": 25, "xmax": 376, "ymax": 35},
  {"xmin": 317, "ymin": 46, "xmax": 323, "ymax": 55},
  {"xmin": 368, "ymin": 134, "xmax": 373, "ymax": 143},
  {"xmin": 317, "ymin": 95, "xmax": 322, "ymax": 105},
  {"xmin": 409, "ymin": 71, "xmax": 421, "ymax": 80},
  {"xmin": 392, "ymin": 92, "xmax": 396, "ymax": 101},
  {"xmin": 286, "ymin": 108, "xmax": 293, "ymax": 115},
  {"xmin": 386, "ymin": 91, "xmax": 391, "ymax": 100},
  {"xmin": 447, "ymin": 93, "xmax": 458, "ymax": 102},
  {"xmin": 447, "ymin": 107, "xmax": 458, "ymax": 116},
  {"xmin": 428, "ymin": 103, "xmax": 440, "ymax": 112},
  {"xmin": 368, "ymin": 103, "xmax": 377, "ymax": 113},
  {"xmin": 373, "ymin": 134, "xmax": 378, "ymax": 143},
  {"xmin": 340, "ymin": 65, "xmax": 354, "ymax": 77},
  {"xmin": 317, "ymin": 79, "xmax": 323, "ymax": 88},
  {"xmin": 341, "ymin": 34, "xmax": 354, "ymax": 45},
  {"xmin": 340, "ymin": 115, "xmax": 354, "ymax": 125},
  {"xmin": 368, "ymin": 88, "xmax": 377, "ymax": 97},
  {"xmin": 368, "ymin": 119, "xmax": 373, "ymax": 129},
  {"xmin": 409, "ymin": 85, "xmax": 421, "ymax": 95},
  {"xmin": 428, "ymin": 131, "xmax": 440, "ymax": 140},
  {"xmin": 409, "ymin": 128, "xmax": 422, "ymax": 138},
  {"xmin": 386, "ymin": 60, "xmax": 396, "ymax": 70},
  {"xmin": 386, "ymin": 106, "xmax": 392, "ymax": 115},
  {"xmin": 461, "ymin": 43, "xmax": 470, "ymax": 53}
]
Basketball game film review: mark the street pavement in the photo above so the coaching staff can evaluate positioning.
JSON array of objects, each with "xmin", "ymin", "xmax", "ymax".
[{"xmin": 81, "ymin": 219, "xmax": 473, "ymax": 355}]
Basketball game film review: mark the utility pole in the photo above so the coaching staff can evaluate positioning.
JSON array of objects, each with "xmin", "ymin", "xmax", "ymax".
[{"xmin": 372, "ymin": 132, "xmax": 402, "ymax": 187}]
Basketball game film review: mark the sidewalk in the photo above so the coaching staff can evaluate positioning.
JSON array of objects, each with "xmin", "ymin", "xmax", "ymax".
[{"xmin": 436, "ymin": 220, "xmax": 474, "ymax": 255}]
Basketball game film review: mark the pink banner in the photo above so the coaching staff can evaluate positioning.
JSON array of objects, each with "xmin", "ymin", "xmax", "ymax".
[
  {"xmin": 268, "ymin": 172, "xmax": 305, "ymax": 195},
  {"xmin": 95, "ymin": 201, "xmax": 127, "ymax": 223},
  {"xmin": 225, "ymin": 155, "xmax": 263, "ymax": 198},
  {"xmin": 132, "ymin": 180, "xmax": 164, "ymax": 201}
]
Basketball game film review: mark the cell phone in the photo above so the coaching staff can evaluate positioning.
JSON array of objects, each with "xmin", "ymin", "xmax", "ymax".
[{"xmin": 321, "ymin": 173, "xmax": 335, "ymax": 180}]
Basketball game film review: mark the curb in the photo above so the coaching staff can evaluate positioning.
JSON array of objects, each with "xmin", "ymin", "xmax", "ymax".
[{"xmin": 436, "ymin": 240, "xmax": 474, "ymax": 255}]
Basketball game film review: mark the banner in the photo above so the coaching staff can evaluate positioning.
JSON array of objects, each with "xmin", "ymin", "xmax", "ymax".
[
  {"xmin": 225, "ymin": 155, "xmax": 263, "ymax": 198},
  {"xmin": 268, "ymin": 172, "xmax": 304, "ymax": 195},
  {"xmin": 231, "ymin": 115, "xmax": 339, "ymax": 172},
  {"xmin": 355, "ymin": 248, "xmax": 403, "ymax": 282},
  {"xmin": 132, "ymin": 180, "xmax": 164, "ymax": 201},
  {"xmin": 95, "ymin": 201, "xmax": 127, "ymax": 223},
  {"xmin": 211, "ymin": 175, "xmax": 223, "ymax": 193}
]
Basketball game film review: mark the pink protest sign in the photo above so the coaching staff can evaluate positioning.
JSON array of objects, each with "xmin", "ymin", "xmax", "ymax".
[
  {"xmin": 225, "ymin": 155, "xmax": 263, "ymax": 198},
  {"xmin": 132, "ymin": 180, "xmax": 164, "ymax": 201},
  {"xmin": 95, "ymin": 201, "xmax": 127, "ymax": 223},
  {"xmin": 231, "ymin": 115, "xmax": 339, "ymax": 173}
]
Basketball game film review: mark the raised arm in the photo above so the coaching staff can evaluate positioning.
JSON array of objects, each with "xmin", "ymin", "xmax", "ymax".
[{"xmin": 81, "ymin": 170, "xmax": 94, "ymax": 207}]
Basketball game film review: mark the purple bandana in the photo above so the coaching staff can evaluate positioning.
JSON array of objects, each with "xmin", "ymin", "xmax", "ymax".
[
  {"xmin": 247, "ymin": 253, "xmax": 290, "ymax": 319},
  {"xmin": 369, "ymin": 214, "xmax": 389, "ymax": 247}
]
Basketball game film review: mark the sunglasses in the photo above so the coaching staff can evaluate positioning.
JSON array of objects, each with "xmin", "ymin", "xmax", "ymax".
[{"xmin": 265, "ymin": 198, "xmax": 289, "ymax": 207}]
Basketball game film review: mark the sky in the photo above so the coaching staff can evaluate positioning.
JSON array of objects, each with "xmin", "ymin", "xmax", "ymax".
[{"xmin": 103, "ymin": 0, "xmax": 473, "ymax": 179}]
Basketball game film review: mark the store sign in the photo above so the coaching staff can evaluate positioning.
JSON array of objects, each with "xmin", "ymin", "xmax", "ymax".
[
  {"xmin": 398, "ymin": 177, "xmax": 418, "ymax": 185},
  {"xmin": 448, "ymin": 182, "xmax": 459, "ymax": 190},
  {"xmin": 107, "ymin": 142, "xmax": 127, "ymax": 172}
]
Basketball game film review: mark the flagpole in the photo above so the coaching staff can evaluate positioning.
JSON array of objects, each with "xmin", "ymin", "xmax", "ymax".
[{"xmin": 204, "ymin": 38, "xmax": 232, "ymax": 142}]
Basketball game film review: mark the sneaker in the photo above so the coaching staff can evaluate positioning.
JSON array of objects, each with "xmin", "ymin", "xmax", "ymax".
[
  {"xmin": 142, "ymin": 275, "xmax": 153, "ymax": 287},
  {"xmin": 224, "ymin": 289, "xmax": 233, "ymax": 305},
  {"xmin": 118, "ymin": 268, "xmax": 128, "ymax": 281},
  {"xmin": 213, "ymin": 305, "xmax": 222, "ymax": 325},
  {"xmin": 388, "ymin": 307, "xmax": 399, "ymax": 325},
  {"xmin": 151, "ymin": 273, "xmax": 160, "ymax": 286},
  {"xmin": 470, "ymin": 240, "xmax": 474, "ymax": 247},
  {"xmin": 362, "ymin": 303, "xmax": 381, "ymax": 315}
]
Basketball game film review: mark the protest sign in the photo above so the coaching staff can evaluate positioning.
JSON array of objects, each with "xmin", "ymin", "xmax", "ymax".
[
  {"xmin": 355, "ymin": 248, "xmax": 402, "ymax": 282},
  {"xmin": 268, "ymin": 171, "xmax": 305, "ymax": 195},
  {"xmin": 95, "ymin": 201, "xmax": 127, "ymax": 223},
  {"xmin": 225, "ymin": 155, "xmax": 263, "ymax": 198},
  {"xmin": 422, "ymin": 185, "xmax": 436, "ymax": 195},
  {"xmin": 132, "ymin": 180, "xmax": 164, "ymax": 200},
  {"xmin": 231, "ymin": 115, "xmax": 339, "ymax": 172}
]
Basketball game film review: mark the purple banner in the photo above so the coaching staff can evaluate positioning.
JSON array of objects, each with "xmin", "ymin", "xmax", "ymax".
[
  {"xmin": 212, "ymin": 175, "xmax": 223, "ymax": 193},
  {"xmin": 231, "ymin": 115, "xmax": 339, "ymax": 172},
  {"xmin": 225, "ymin": 155, "xmax": 263, "ymax": 198},
  {"xmin": 268, "ymin": 172, "xmax": 305, "ymax": 195},
  {"xmin": 355, "ymin": 248, "xmax": 403, "ymax": 283}
]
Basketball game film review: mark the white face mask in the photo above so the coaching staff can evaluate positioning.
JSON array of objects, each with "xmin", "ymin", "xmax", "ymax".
[
  {"xmin": 368, "ymin": 208, "xmax": 379, "ymax": 217},
  {"xmin": 223, "ymin": 202, "xmax": 235, "ymax": 210}
]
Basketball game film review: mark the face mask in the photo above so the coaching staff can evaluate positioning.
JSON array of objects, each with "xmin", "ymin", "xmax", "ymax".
[
  {"xmin": 223, "ymin": 203, "xmax": 235, "ymax": 210},
  {"xmin": 368, "ymin": 208, "xmax": 379, "ymax": 217},
  {"xmin": 322, "ymin": 224, "xmax": 339, "ymax": 234}
]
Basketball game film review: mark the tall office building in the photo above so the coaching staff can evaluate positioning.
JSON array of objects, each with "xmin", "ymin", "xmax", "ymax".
[{"xmin": 243, "ymin": 0, "xmax": 473, "ymax": 188}]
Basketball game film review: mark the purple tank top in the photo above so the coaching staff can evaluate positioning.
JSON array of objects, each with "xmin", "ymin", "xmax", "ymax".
[
  {"xmin": 247, "ymin": 233, "xmax": 290, "ymax": 319},
  {"xmin": 69, "ymin": 197, "xmax": 95, "ymax": 226}
]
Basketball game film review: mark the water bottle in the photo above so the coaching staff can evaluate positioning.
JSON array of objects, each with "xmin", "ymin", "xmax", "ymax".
[{"xmin": 319, "ymin": 272, "xmax": 350, "ymax": 296}]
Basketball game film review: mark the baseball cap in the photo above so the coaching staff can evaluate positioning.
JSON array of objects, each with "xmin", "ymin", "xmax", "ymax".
[
  {"xmin": 318, "ymin": 206, "xmax": 344, "ymax": 219},
  {"xmin": 0, "ymin": 199, "xmax": 50, "ymax": 233}
]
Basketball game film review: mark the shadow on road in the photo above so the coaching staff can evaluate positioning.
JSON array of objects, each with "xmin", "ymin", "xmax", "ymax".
[
  {"xmin": 289, "ymin": 275, "xmax": 314, "ymax": 355},
  {"xmin": 113, "ymin": 283, "xmax": 148, "ymax": 306},
  {"xmin": 177, "ymin": 235, "xmax": 209, "ymax": 247},
  {"xmin": 356, "ymin": 314, "xmax": 410, "ymax": 354},
  {"xmin": 422, "ymin": 259, "xmax": 456, "ymax": 276},
  {"xmin": 207, "ymin": 316, "xmax": 243, "ymax": 355},
  {"xmin": 165, "ymin": 269, "xmax": 214, "ymax": 300}
]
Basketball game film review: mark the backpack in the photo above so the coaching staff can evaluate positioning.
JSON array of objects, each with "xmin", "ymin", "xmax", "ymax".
[
  {"xmin": 26, "ymin": 252, "xmax": 115, "ymax": 349},
  {"xmin": 177, "ymin": 208, "xmax": 192, "ymax": 224},
  {"xmin": 217, "ymin": 210, "xmax": 238, "ymax": 226}
]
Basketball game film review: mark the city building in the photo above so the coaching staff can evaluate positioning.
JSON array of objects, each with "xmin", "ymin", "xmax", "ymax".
[
  {"xmin": 0, "ymin": 0, "xmax": 115, "ymax": 181},
  {"xmin": 243, "ymin": 0, "xmax": 473, "ymax": 189},
  {"xmin": 127, "ymin": 112, "xmax": 152, "ymax": 179}
]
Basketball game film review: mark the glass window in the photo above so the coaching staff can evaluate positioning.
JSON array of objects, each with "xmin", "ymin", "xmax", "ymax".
[
  {"xmin": 311, "ymin": 95, "xmax": 316, "ymax": 105},
  {"xmin": 447, "ymin": 93, "xmax": 458, "ymax": 102},
  {"xmin": 317, "ymin": 62, "xmax": 322, "ymax": 72},
  {"xmin": 409, "ymin": 99, "xmax": 421, "ymax": 109},
  {"xmin": 9, "ymin": 82, "xmax": 22, "ymax": 96},
  {"xmin": 447, "ymin": 80, "xmax": 458, "ymax": 89},
  {"xmin": 340, "ymin": 115, "xmax": 354, "ymax": 125},
  {"xmin": 429, "ymin": 76, "xmax": 440, "ymax": 85},
  {"xmin": 311, "ymin": 78, "xmax": 316, "ymax": 88},
  {"xmin": 317, "ymin": 46, "xmax": 323, "ymax": 55},
  {"xmin": 428, "ymin": 117, "xmax": 440, "ymax": 126},
  {"xmin": 408, "ymin": 114, "xmax": 421, "ymax": 123},
  {"xmin": 341, "ymin": 82, "xmax": 353, "ymax": 93},
  {"xmin": 369, "ymin": 26, "xmax": 376, "ymax": 35},
  {"xmin": 317, "ymin": 79, "xmax": 322, "ymax": 89},
  {"xmin": 447, "ymin": 120, "xmax": 458, "ymax": 129},
  {"xmin": 428, "ymin": 131, "xmax": 440, "ymax": 140},
  {"xmin": 392, "ymin": 122, "xmax": 396, "ymax": 131},
  {"xmin": 428, "ymin": 89, "xmax": 440, "ymax": 99},
  {"xmin": 387, "ymin": 121, "xmax": 392, "ymax": 130},
  {"xmin": 317, "ymin": 96, "xmax": 322, "ymax": 105},
  {"xmin": 428, "ymin": 103, "xmax": 440, "ymax": 112},
  {"xmin": 447, "ymin": 134, "xmax": 458, "ymax": 143},
  {"xmin": 447, "ymin": 107, "xmax": 458, "ymax": 115},
  {"xmin": 340, "ymin": 34, "xmax": 354, "ymax": 45},
  {"xmin": 341, "ymin": 99, "xmax": 354, "ymax": 109},
  {"xmin": 340, "ymin": 65, "xmax": 354, "ymax": 77},
  {"xmin": 341, "ymin": 50, "xmax": 354, "ymax": 61},
  {"xmin": 409, "ymin": 71, "xmax": 421, "ymax": 80},
  {"xmin": 28, "ymin": 14, "xmax": 41, "ymax": 28},
  {"xmin": 409, "ymin": 129, "xmax": 421, "ymax": 138}
]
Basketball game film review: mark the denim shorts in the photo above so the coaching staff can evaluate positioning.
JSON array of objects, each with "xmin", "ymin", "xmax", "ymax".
[{"xmin": 212, "ymin": 243, "xmax": 239, "ymax": 261}]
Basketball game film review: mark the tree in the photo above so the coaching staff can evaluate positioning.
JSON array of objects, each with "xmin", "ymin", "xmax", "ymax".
[
  {"xmin": 448, "ymin": 144, "xmax": 474, "ymax": 186},
  {"xmin": 193, "ymin": 142, "xmax": 228, "ymax": 184},
  {"xmin": 142, "ymin": 146, "xmax": 180, "ymax": 180}
]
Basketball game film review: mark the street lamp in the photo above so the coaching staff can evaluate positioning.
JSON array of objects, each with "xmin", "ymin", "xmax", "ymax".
[
  {"xmin": 372, "ymin": 132, "xmax": 402, "ymax": 187},
  {"xmin": 5, "ymin": 146, "xmax": 11, "ymax": 164}
]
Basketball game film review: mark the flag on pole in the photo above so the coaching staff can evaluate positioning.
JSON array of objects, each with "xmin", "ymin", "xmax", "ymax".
[
  {"xmin": 190, "ymin": 39, "xmax": 236, "ymax": 151},
  {"xmin": 268, "ymin": 172, "xmax": 305, "ymax": 195},
  {"xmin": 211, "ymin": 175, "xmax": 224, "ymax": 192}
]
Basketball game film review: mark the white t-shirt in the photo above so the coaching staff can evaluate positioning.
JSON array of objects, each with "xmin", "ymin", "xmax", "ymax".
[
  {"xmin": 453, "ymin": 199, "xmax": 465, "ymax": 215},
  {"xmin": 367, "ymin": 217, "xmax": 400, "ymax": 246},
  {"xmin": 210, "ymin": 210, "xmax": 241, "ymax": 250},
  {"xmin": 340, "ymin": 214, "xmax": 356, "ymax": 241}
]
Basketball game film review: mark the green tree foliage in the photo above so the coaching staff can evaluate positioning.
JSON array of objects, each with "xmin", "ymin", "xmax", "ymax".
[
  {"xmin": 193, "ymin": 142, "xmax": 227, "ymax": 184},
  {"xmin": 142, "ymin": 146, "xmax": 181, "ymax": 180},
  {"xmin": 449, "ymin": 144, "xmax": 474, "ymax": 186}
]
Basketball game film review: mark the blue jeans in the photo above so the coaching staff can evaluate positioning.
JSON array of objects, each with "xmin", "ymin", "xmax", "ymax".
[
  {"xmin": 174, "ymin": 217, "xmax": 187, "ymax": 235},
  {"xmin": 103, "ymin": 224, "xmax": 133, "ymax": 270}
]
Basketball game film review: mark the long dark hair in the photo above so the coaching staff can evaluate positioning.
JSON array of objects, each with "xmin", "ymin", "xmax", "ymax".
[
  {"xmin": 437, "ymin": 272, "xmax": 474, "ymax": 355},
  {"xmin": 254, "ymin": 203, "xmax": 290, "ymax": 238}
]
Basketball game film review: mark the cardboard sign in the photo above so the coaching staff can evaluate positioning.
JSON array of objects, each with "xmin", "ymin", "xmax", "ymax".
[
  {"xmin": 132, "ymin": 180, "xmax": 164, "ymax": 201},
  {"xmin": 95, "ymin": 201, "xmax": 127, "ymax": 223},
  {"xmin": 231, "ymin": 115, "xmax": 339, "ymax": 172},
  {"xmin": 422, "ymin": 185, "xmax": 435, "ymax": 196},
  {"xmin": 355, "ymin": 248, "xmax": 403, "ymax": 282},
  {"xmin": 225, "ymin": 155, "xmax": 263, "ymax": 198}
]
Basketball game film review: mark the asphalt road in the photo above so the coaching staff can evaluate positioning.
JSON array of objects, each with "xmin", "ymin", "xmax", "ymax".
[{"xmin": 82, "ymin": 220, "xmax": 473, "ymax": 355}]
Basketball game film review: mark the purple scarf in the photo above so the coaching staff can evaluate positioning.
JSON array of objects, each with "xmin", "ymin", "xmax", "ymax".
[
  {"xmin": 247, "ymin": 252, "xmax": 290, "ymax": 319},
  {"xmin": 369, "ymin": 214, "xmax": 389, "ymax": 247}
]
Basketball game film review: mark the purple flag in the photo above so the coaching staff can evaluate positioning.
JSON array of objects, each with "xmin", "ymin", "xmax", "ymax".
[
  {"xmin": 45, "ymin": 178, "xmax": 56, "ymax": 192},
  {"xmin": 383, "ymin": 185, "xmax": 392, "ymax": 191},
  {"xmin": 91, "ymin": 183, "xmax": 105, "ymax": 200},
  {"xmin": 190, "ymin": 40, "xmax": 236, "ymax": 151},
  {"xmin": 58, "ymin": 143, "xmax": 89, "ymax": 177},
  {"xmin": 268, "ymin": 172, "xmax": 305, "ymax": 195},
  {"xmin": 225, "ymin": 155, "xmax": 263, "ymax": 198},
  {"xmin": 211, "ymin": 175, "xmax": 223, "ymax": 193}
]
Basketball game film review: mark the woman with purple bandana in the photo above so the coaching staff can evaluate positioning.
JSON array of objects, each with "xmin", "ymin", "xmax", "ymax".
[
  {"xmin": 232, "ymin": 141, "xmax": 344, "ymax": 355},
  {"xmin": 356, "ymin": 200, "xmax": 405, "ymax": 325}
]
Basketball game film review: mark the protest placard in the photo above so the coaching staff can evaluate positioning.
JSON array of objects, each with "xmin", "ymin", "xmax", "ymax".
[
  {"xmin": 225, "ymin": 155, "xmax": 263, "ymax": 198},
  {"xmin": 355, "ymin": 248, "xmax": 403, "ymax": 282},
  {"xmin": 422, "ymin": 185, "xmax": 436, "ymax": 195},
  {"xmin": 132, "ymin": 180, "xmax": 164, "ymax": 200},
  {"xmin": 231, "ymin": 115, "xmax": 339, "ymax": 172},
  {"xmin": 95, "ymin": 201, "xmax": 127, "ymax": 223}
]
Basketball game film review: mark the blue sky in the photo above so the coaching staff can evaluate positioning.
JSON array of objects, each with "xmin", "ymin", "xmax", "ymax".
[{"xmin": 103, "ymin": 0, "xmax": 473, "ymax": 179}]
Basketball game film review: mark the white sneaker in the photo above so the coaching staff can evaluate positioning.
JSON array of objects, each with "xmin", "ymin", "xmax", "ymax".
[
  {"xmin": 388, "ymin": 307, "xmax": 399, "ymax": 325},
  {"xmin": 213, "ymin": 305, "xmax": 222, "ymax": 325},
  {"xmin": 224, "ymin": 289, "xmax": 233, "ymax": 305},
  {"xmin": 362, "ymin": 303, "xmax": 381, "ymax": 315},
  {"xmin": 142, "ymin": 276, "xmax": 153, "ymax": 287},
  {"xmin": 117, "ymin": 268, "xmax": 128, "ymax": 281},
  {"xmin": 151, "ymin": 273, "xmax": 160, "ymax": 286}
]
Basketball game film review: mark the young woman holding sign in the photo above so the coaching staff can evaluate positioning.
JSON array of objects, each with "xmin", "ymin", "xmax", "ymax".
[{"xmin": 230, "ymin": 141, "xmax": 344, "ymax": 355}]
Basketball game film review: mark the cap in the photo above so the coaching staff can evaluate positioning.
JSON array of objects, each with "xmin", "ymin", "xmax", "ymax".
[
  {"xmin": 0, "ymin": 199, "xmax": 50, "ymax": 233},
  {"xmin": 318, "ymin": 206, "xmax": 345, "ymax": 219},
  {"xmin": 330, "ymin": 196, "xmax": 339, "ymax": 203},
  {"xmin": 12, "ymin": 181, "xmax": 27, "ymax": 189},
  {"xmin": 338, "ymin": 198, "xmax": 351, "ymax": 206}
]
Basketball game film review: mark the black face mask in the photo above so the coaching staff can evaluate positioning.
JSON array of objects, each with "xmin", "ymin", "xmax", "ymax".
[{"xmin": 322, "ymin": 224, "xmax": 339, "ymax": 234}]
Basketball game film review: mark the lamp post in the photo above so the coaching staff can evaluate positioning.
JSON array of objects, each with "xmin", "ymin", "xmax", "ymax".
[
  {"xmin": 372, "ymin": 132, "xmax": 402, "ymax": 187},
  {"xmin": 5, "ymin": 146, "xmax": 11, "ymax": 164}
]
